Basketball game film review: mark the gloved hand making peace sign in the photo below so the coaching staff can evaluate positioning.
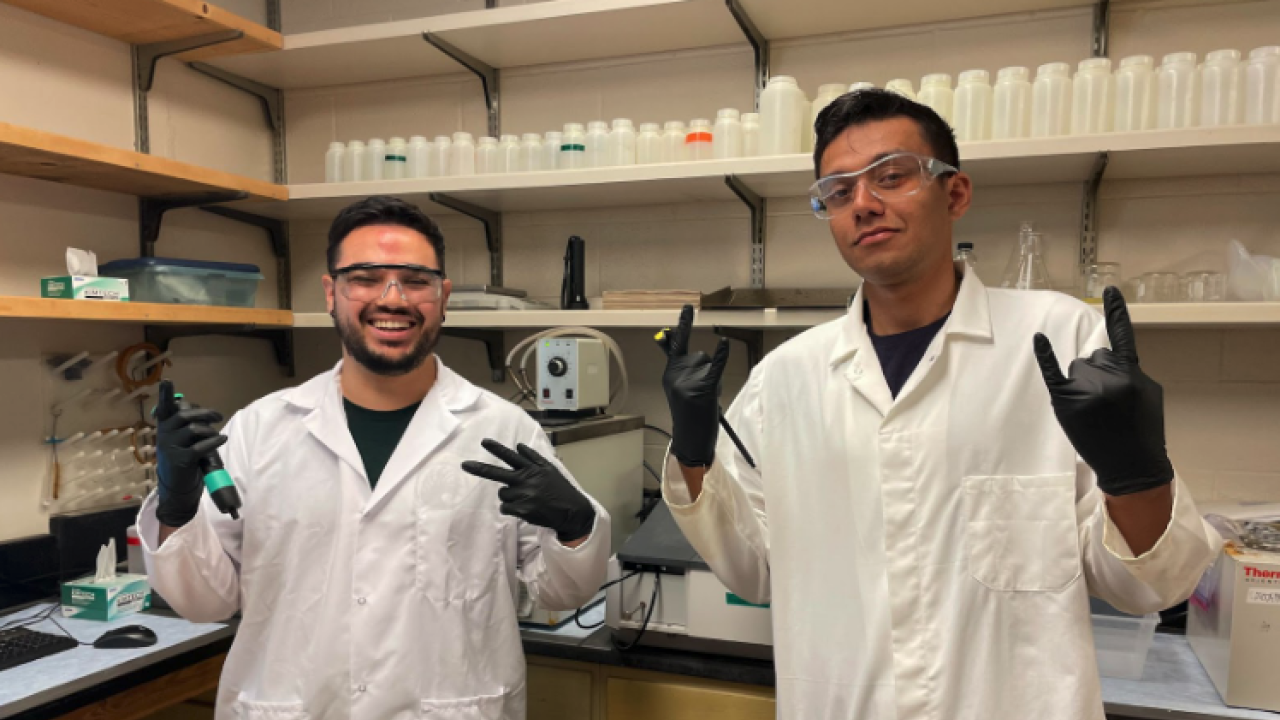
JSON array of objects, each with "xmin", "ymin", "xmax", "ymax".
[
  {"xmin": 461, "ymin": 439, "xmax": 596, "ymax": 543},
  {"xmin": 1033, "ymin": 286, "xmax": 1175, "ymax": 497}
]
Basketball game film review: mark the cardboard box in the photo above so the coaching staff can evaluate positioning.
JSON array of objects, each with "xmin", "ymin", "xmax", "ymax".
[
  {"xmin": 61, "ymin": 574, "xmax": 151, "ymax": 621},
  {"xmin": 41, "ymin": 276, "xmax": 130, "ymax": 301}
]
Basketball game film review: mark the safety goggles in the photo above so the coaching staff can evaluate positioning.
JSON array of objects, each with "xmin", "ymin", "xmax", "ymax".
[
  {"xmin": 331, "ymin": 263, "xmax": 446, "ymax": 304},
  {"xmin": 809, "ymin": 153, "xmax": 958, "ymax": 220}
]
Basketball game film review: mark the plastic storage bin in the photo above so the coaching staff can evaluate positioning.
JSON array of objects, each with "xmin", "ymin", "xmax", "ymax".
[
  {"xmin": 1090, "ymin": 598, "xmax": 1159, "ymax": 680},
  {"xmin": 99, "ymin": 257, "xmax": 263, "ymax": 307}
]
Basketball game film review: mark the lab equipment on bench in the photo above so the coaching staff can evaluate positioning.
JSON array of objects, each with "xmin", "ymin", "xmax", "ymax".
[
  {"xmin": 507, "ymin": 327, "xmax": 629, "ymax": 415},
  {"xmin": 98, "ymin": 258, "xmax": 262, "ymax": 307},
  {"xmin": 537, "ymin": 338, "xmax": 610, "ymax": 412}
]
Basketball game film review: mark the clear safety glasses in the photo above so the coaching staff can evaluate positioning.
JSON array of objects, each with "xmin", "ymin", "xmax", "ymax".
[
  {"xmin": 808, "ymin": 153, "xmax": 958, "ymax": 220},
  {"xmin": 332, "ymin": 263, "xmax": 446, "ymax": 305}
]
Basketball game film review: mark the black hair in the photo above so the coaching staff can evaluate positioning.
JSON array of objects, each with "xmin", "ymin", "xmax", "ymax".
[
  {"xmin": 812, "ymin": 88, "xmax": 960, "ymax": 177},
  {"xmin": 327, "ymin": 195, "xmax": 446, "ymax": 273}
]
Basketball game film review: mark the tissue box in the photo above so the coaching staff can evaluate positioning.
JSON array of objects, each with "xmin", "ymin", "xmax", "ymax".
[
  {"xmin": 61, "ymin": 574, "xmax": 151, "ymax": 621},
  {"xmin": 41, "ymin": 276, "xmax": 130, "ymax": 301}
]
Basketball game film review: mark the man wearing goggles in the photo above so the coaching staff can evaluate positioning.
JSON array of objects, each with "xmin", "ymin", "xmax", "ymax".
[
  {"xmin": 657, "ymin": 89, "xmax": 1219, "ymax": 719},
  {"xmin": 140, "ymin": 196, "xmax": 610, "ymax": 720}
]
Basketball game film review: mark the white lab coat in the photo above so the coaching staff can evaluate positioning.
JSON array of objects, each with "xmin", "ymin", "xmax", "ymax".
[
  {"xmin": 664, "ymin": 269, "xmax": 1221, "ymax": 720},
  {"xmin": 137, "ymin": 359, "xmax": 610, "ymax": 720}
]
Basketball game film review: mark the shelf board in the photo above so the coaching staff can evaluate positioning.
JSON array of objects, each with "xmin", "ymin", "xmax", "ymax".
[
  {"xmin": 737, "ymin": 0, "xmax": 1086, "ymax": 40},
  {"xmin": 0, "ymin": 122, "xmax": 287, "ymax": 201},
  {"xmin": 0, "ymin": 297, "xmax": 293, "ymax": 326},
  {"xmin": 2, "ymin": 0, "xmax": 281, "ymax": 59},
  {"xmin": 1124, "ymin": 302, "xmax": 1280, "ymax": 328}
]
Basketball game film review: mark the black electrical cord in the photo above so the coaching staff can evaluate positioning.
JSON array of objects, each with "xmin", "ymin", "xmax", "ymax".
[
  {"xmin": 573, "ymin": 570, "xmax": 639, "ymax": 630},
  {"xmin": 612, "ymin": 572, "xmax": 661, "ymax": 652},
  {"xmin": 642, "ymin": 461, "xmax": 661, "ymax": 484},
  {"xmin": 643, "ymin": 425, "xmax": 672, "ymax": 439}
]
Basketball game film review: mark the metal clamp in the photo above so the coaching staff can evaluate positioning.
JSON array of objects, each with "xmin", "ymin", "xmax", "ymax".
[
  {"xmin": 725, "ymin": 175, "xmax": 766, "ymax": 289},
  {"xmin": 429, "ymin": 193, "xmax": 504, "ymax": 287},
  {"xmin": 189, "ymin": 63, "xmax": 288, "ymax": 183},
  {"xmin": 725, "ymin": 0, "xmax": 770, "ymax": 109},
  {"xmin": 139, "ymin": 193, "xmax": 248, "ymax": 257},
  {"xmin": 422, "ymin": 32, "xmax": 500, "ymax": 138},
  {"xmin": 1079, "ymin": 152, "xmax": 1109, "ymax": 268},
  {"xmin": 441, "ymin": 328, "xmax": 506, "ymax": 383},
  {"xmin": 132, "ymin": 30, "xmax": 244, "ymax": 153}
]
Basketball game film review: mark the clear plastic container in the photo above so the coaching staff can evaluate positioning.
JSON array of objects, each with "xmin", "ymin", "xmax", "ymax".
[
  {"xmin": 543, "ymin": 132, "xmax": 562, "ymax": 171},
  {"xmin": 560, "ymin": 124, "xmax": 586, "ymax": 169},
  {"xmin": 686, "ymin": 118, "xmax": 714, "ymax": 161},
  {"xmin": 1200, "ymin": 49, "xmax": 1244, "ymax": 127},
  {"xmin": 407, "ymin": 136, "xmax": 430, "ymax": 178},
  {"xmin": 498, "ymin": 134, "xmax": 521, "ymax": 173},
  {"xmin": 713, "ymin": 108, "xmax": 743, "ymax": 160},
  {"xmin": 918, "ymin": 73, "xmax": 954, "ymax": 124},
  {"xmin": 636, "ymin": 123, "xmax": 663, "ymax": 164},
  {"xmin": 343, "ymin": 140, "xmax": 365, "ymax": 182},
  {"xmin": 885, "ymin": 78, "xmax": 917, "ymax": 100},
  {"xmin": 741, "ymin": 113, "xmax": 760, "ymax": 157},
  {"xmin": 759, "ymin": 76, "xmax": 806, "ymax": 156},
  {"xmin": 954, "ymin": 69, "xmax": 993, "ymax": 142},
  {"xmin": 1032, "ymin": 63, "xmax": 1073, "ymax": 137},
  {"xmin": 449, "ymin": 132, "xmax": 475, "ymax": 176},
  {"xmin": 1114, "ymin": 55, "xmax": 1157, "ymax": 133},
  {"xmin": 585, "ymin": 121, "xmax": 610, "ymax": 168},
  {"xmin": 384, "ymin": 137, "xmax": 407, "ymax": 179},
  {"xmin": 99, "ymin": 257, "xmax": 264, "ymax": 307},
  {"xmin": 431, "ymin": 136, "xmax": 451, "ymax": 178},
  {"xmin": 1072, "ymin": 58, "xmax": 1114, "ymax": 136},
  {"xmin": 476, "ymin": 136, "xmax": 500, "ymax": 174},
  {"xmin": 662, "ymin": 121, "xmax": 688, "ymax": 162},
  {"xmin": 1245, "ymin": 46, "xmax": 1280, "ymax": 125},
  {"xmin": 325, "ymin": 141, "xmax": 344, "ymax": 183},
  {"xmin": 365, "ymin": 138, "xmax": 385, "ymax": 181},
  {"xmin": 610, "ymin": 119, "xmax": 637, "ymax": 166},
  {"xmin": 1157, "ymin": 52, "xmax": 1200, "ymax": 129},
  {"xmin": 519, "ymin": 133, "xmax": 543, "ymax": 172},
  {"xmin": 1091, "ymin": 598, "xmax": 1159, "ymax": 680},
  {"xmin": 992, "ymin": 67, "xmax": 1032, "ymax": 140}
]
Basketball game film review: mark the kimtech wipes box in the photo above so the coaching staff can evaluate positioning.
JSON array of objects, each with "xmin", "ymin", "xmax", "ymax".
[
  {"xmin": 61, "ymin": 573, "xmax": 152, "ymax": 621},
  {"xmin": 41, "ymin": 276, "xmax": 130, "ymax": 301}
]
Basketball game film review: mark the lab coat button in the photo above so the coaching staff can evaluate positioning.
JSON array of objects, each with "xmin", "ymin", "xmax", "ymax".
[
  {"xmin": 356, "ymin": 684, "xmax": 367, "ymax": 694},
  {"xmin": 357, "ymin": 597, "xmax": 367, "ymax": 605}
]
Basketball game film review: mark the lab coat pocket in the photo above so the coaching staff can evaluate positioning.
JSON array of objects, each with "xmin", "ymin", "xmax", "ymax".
[
  {"xmin": 963, "ymin": 474, "xmax": 1081, "ymax": 592},
  {"xmin": 233, "ymin": 699, "xmax": 309, "ymax": 720},
  {"xmin": 414, "ymin": 461, "xmax": 501, "ymax": 603},
  {"xmin": 420, "ymin": 692, "xmax": 505, "ymax": 719}
]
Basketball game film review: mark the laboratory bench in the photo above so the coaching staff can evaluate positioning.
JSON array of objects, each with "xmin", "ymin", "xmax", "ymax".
[{"xmin": 2, "ymin": 601, "xmax": 1277, "ymax": 720}]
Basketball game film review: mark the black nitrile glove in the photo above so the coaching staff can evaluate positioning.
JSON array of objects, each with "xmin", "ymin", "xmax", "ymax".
[
  {"xmin": 461, "ymin": 440, "xmax": 596, "ymax": 543},
  {"xmin": 658, "ymin": 304, "xmax": 729, "ymax": 468},
  {"xmin": 155, "ymin": 380, "xmax": 228, "ymax": 527},
  {"xmin": 1034, "ymin": 286, "xmax": 1174, "ymax": 496}
]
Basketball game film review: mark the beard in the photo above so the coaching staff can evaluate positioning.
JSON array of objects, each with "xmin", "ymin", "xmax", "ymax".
[{"xmin": 333, "ymin": 304, "xmax": 440, "ymax": 377}]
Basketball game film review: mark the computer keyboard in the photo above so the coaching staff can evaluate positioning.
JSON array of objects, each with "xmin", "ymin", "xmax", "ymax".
[{"xmin": 0, "ymin": 626, "xmax": 78, "ymax": 673}]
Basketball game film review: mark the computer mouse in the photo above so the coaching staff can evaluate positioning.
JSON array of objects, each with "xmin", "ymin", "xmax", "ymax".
[{"xmin": 94, "ymin": 624, "xmax": 158, "ymax": 649}]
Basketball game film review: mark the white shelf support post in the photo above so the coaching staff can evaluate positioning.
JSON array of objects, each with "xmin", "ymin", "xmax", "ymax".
[
  {"xmin": 428, "ymin": 193, "xmax": 504, "ymax": 288},
  {"xmin": 725, "ymin": 175, "xmax": 766, "ymax": 289},
  {"xmin": 188, "ymin": 63, "xmax": 288, "ymax": 184},
  {"xmin": 725, "ymin": 0, "xmax": 770, "ymax": 109},
  {"xmin": 422, "ymin": 32, "xmax": 500, "ymax": 139},
  {"xmin": 132, "ymin": 30, "xmax": 245, "ymax": 153},
  {"xmin": 1079, "ymin": 151, "xmax": 1109, "ymax": 268}
]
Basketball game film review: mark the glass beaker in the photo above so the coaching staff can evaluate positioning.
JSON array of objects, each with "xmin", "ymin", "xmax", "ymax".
[
  {"xmin": 1080, "ymin": 262, "xmax": 1122, "ymax": 303},
  {"xmin": 1182, "ymin": 271, "xmax": 1226, "ymax": 302}
]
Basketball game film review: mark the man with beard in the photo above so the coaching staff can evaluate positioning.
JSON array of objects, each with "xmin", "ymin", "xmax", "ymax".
[{"xmin": 137, "ymin": 196, "xmax": 610, "ymax": 720}]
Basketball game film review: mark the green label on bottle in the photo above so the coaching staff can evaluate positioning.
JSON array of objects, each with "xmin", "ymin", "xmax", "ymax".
[{"xmin": 560, "ymin": 144, "xmax": 586, "ymax": 152}]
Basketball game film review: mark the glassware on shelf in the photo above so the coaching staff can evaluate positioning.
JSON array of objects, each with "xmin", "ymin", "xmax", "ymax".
[
  {"xmin": 1135, "ymin": 272, "xmax": 1180, "ymax": 303},
  {"xmin": 1080, "ymin": 262, "xmax": 1122, "ymax": 304},
  {"xmin": 1182, "ymin": 271, "xmax": 1227, "ymax": 302},
  {"xmin": 1000, "ymin": 221, "xmax": 1053, "ymax": 290}
]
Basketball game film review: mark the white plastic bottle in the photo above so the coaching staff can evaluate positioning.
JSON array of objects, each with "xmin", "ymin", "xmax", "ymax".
[
  {"xmin": 798, "ymin": 85, "xmax": 814, "ymax": 152},
  {"xmin": 431, "ymin": 136, "xmax": 451, "ymax": 177},
  {"xmin": 1071, "ymin": 58, "xmax": 1114, "ymax": 136},
  {"xmin": 636, "ymin": 123, "xmax": 663, "ymax": 164},
  {"xmin": 1031, "ymin": 62, "xmax": 1073, "ymax": 138},
  {"xmin": 1245, "ymin": 46, "xmax": 1280, "ymax": 125},
  {"xmin": 953, "ymin": 70, "xmax": 993, "ymax": 142},
  {"xmin": 1200, "ymin": 49, "xmax": 1244, "ymax": 127},
  {"xmin": 584, "ymin": 121, "xmax": 610, "ymax": 168},
  {"xmin": 686, "ymin": 118, "xmax": 714, "ymax": 161},
  {"xmin": 848, "ymin": 82, "xmax": 876, "ymax": 93},
  {"xmin": 325, "ymin": 141, "xmax": 344, "ymax": 183},
  {"xmin": 543, "ymin": 132, "xmax": 562, "ymax": 171},
  {"xmin": 917, "ymin": 74, "xmax": 954, "ymax": 123},
  {"xmin": 610, "ymin": 119, "xmax": 637, "ymax": 166},
  {"xmin": 343, "ymin": 140, "xmax": 365, "ymax": 182},
  {"xmin": 1114, "ymin": 55, "xmax": 1157, "ymax": 132},
  {"xmin": 365, "ymin": 138, "xmax": 385, "ymax": 181},
  {"xmin": 519, "ymin": 133, "xmax": 543, "ymax": 172},
  {"xmin": 811, "ymin": 83, "xmax": 848, "ymax": 146},
  {"xmin": 741, "ymin": 113, "xmax": 760, "ymax": 157},
  {"xmin": 407, "ymin": 136, "xmax": 430, "ymax": 178},
  {"xmin": 476, "ymin": 137, "xmax": 500, "ymax": 174},
  {"xmin": 712, "ymin": 108, "xmax": 743, "ymax": 160},
  {"xmin": 759, "ymin": 76, "xmax": 805, "ymax": 156},
  {"xmin": 1157, "ymin": 52, "xmax": 1200, "ymax": 129},
  {"xmin": 498, "ymin": 134, "xmax": 521, "ymax": 173},
  {"xmin": 992, "ymin": 67, "xmax": 1032, "ymax": 140},
  {"xmin": 662, "ymin": 121, "xmax": 688, "ymax": 162},
  {"xmin": 449, "ymin": 132, "xmax": 475, "ymax": 176},
  {"xmin": 560, "ymin": 124, "xmax": 586, "ymax": 169},
  {"xmin": 885, "ymin": 79, "xmax": 916, "ymax": 100},
  {"xmin": 384, "ymin": 137, "xmax": 407, "ymax": 179}
]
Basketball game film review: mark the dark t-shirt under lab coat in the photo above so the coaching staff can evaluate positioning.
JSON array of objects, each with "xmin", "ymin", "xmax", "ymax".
[
  {"xmin": 866, "ymin": 306, "xmax": 951, "ymax": 399},
  {"xmin": 343, "ymin": 399, "xmax": 421, "ymax": 489}
]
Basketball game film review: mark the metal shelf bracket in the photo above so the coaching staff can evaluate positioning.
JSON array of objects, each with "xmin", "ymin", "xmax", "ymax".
[
  {"xmin": 725, "ymin": 175, "xmax": 766, "ymax": 289},
  {"xmin": 422, "ymin": 32, "xmax": 500, "ymax": 138},
  {"xmin": 188, "ymin": 63, "xmax": 288, "ymax": 183},
  {"xmin": 1080, "ymin": 151, "xmax": 1109, "ymax": 268},
  {"xmin": 139, "ymin": 193, "xmax": 248, "ymax": 257},
  {"xmin": 145, "ymin": 325, "xmax": 296, "ymax": 377},
  {"xmin": 201, "ymin": 206, "xmax": 292, "ymax": 310},
  {"xmin": 1092, "ymin": 0, "xmax": 1111, "ymax": 58},
  {"xmin": 725, "ymin": 0, "xmax": 770, "ymax": 109},
  {"xmin": 428, "ymin": 193, "xmax": 503, "ymax": 287},
  {"xmin": 442, "ymin": 328, "xmax": 506, "ymax": 383},
  {"xmin": 132, "ymin": 30, "xmax": 244, "ymax": 153},
  {"xmin": 713, "ymin": 327, "xmax": 764, "ymax": 369}
]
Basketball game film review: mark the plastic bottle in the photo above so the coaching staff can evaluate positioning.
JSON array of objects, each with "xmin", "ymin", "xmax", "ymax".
[
  {"xmin": 917, "ymin": 74, "xmax": 954, "ymax": 124},
  {"xmin": 848, "ymin": 82, "xmax": 876, "ymax": 93},
  {"xmin": 365, "ymin": 138, "xmax": 385, "ymax": 181},
  {"xmin": 431, "ymin": 136, "xmax": 451, "ymax": 177},
  {"xmin": 759, "ymin": 76, "xmax": 805, "ymax": 156},
  {"xmin": 953, "ymin": 70, "xmax": 993, "ymax": 142},
  {"xmin": 686, "ymin": 118, "xmax": 714, "ymax": 161},
  {"xmin": 343, "ymin": 140, "xmax": 365, "ymax": 182},
  {"xmin": 407, "ymin": 136, "xmax": 430, "ymax": 178},
  {"xmin": 712, "ymin": 108, "xmax": 743, "ymax": 160},
  {"xmin": 476, "ymin": 136, "xmax": 500, "ymax": 174},
  {"xmin": 610, "ymin": 119, "xmax": 637, "ymax": 166},
  {"xmin": 798, "ymin": 85, "xmax": 814, "ymax": 152},
  {"xmin": 543, "ymin": 132, "xmax": 562, "ymax": 171},
  {"xmin": 954, "ymin": 241, "xmax": 980, "ymax": 280},
  {"xmin": 1114, "ymin": 55, "xmax": 1157, "ymax": 132},
  {"xmin": 1157, "ymin": 52, "xmax": 1200, "ymax": 129},
  {"xmin": 560, "ymin": 123, "xmax": 587, "ymax": 169},
  {"xmin": 1031, "ymin": 62, "xmax": 1073, "ymax": 138},
  {"xmin": 662, "ymin": 121, "xmax": 688, "ymax": 162},
  {"xmin": 325, "ymin": 141, "xmax": 344, "ymax": 183},
  {"xmin": 498, "ymin": 134, "xmax": 521, "ymax": 173},
  {"xmin": 384, "ymin": 137, "xmax": 407, "ymax": 179},
  {"xmin": 1245, "ymin": 46, "xmax": 1280, "ymax": 125},
  {"xmin": 1000, "ymin": 221, "xmax": 1052, "ymax": 290},
  {"xmin": 1071, "ymin": 58, "xmax": 1114, "ymax": 136},
  {"xmin": 885, "ymin": 79, "xmax": 917, "ymax": 100},
  {"xmin": 519, "ymin": 133, "xmax": 543, "ymax": 172},
  {"xmin": 811, "ymin": 83, "xmax": 848, "ymax": 146},
  {"xmin": 741, "ymin": 113, "xmax": 760, "ymax": 157},
  {"xmin": 449, "ymin": 132, "xmax": 475, "ymax": 176},
  {"xmin": 991, "ymin": 67, "xmax": 1031, "ymax": 140},
  {"xmin": 636, "ymin": 123, "xmax": 663, "ymax": 164},
  {"xmin": 1200, "ymin": 49, "xmax": 1243, "ymax": 127},
  {"xmin": 584, "ymin": 121, "xmax": 610, "ymax": 168}
]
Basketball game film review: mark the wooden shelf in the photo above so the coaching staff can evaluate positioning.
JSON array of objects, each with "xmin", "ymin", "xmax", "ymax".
[
  {"xmin": 1124, "ymin": 302, "xmax": 1280, "ymax": 328},
  {"xmin": 2, "ymin": 0, "xmax": 281, "ymax": 59},
  {"xmin": 0, "ymin": 122, "xmax": 287, "ymax": 201},
  {"xmin": 0, "ymin": 297, "xmax": 293, "ymax": 326}
]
